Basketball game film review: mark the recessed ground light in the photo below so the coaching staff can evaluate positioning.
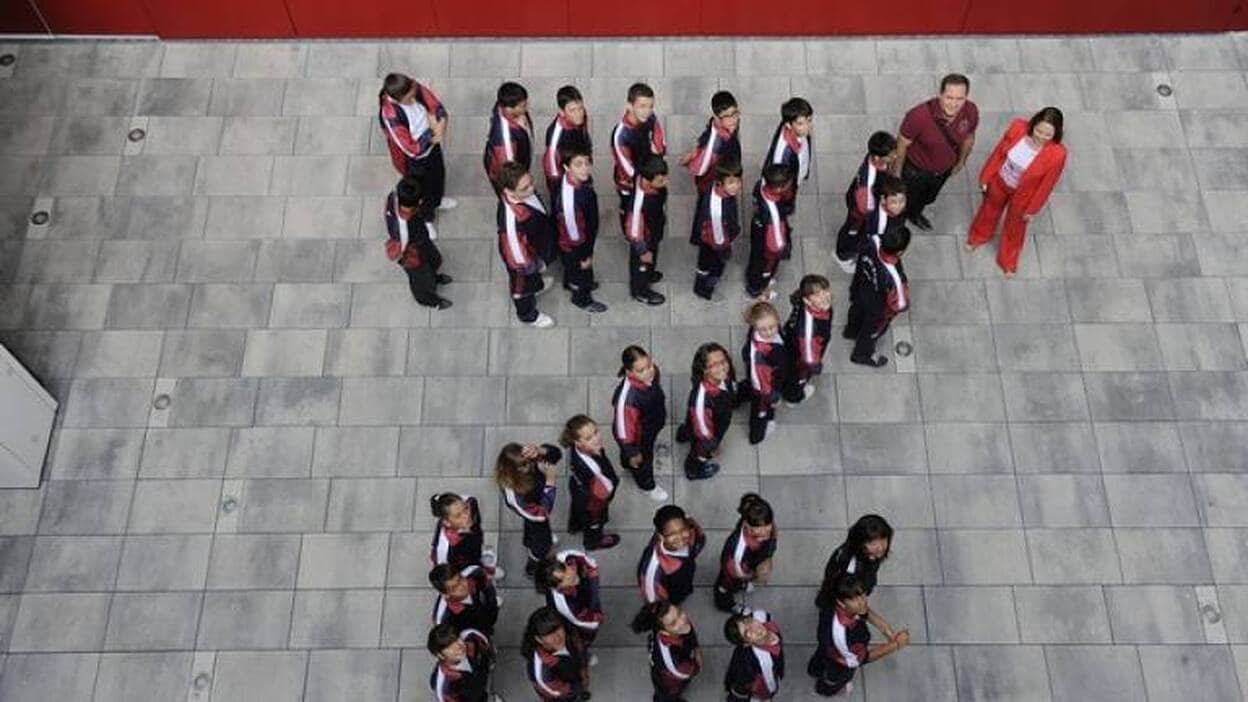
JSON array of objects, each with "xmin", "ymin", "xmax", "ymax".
[
  {"xmin": 29, "ymin": 211, "xmax": 49, "ymax": 226},
  {"xmin": 128, "ymin": 128, "xmax": 146, "ymax": 142},
  {"xmin": 193, "ymin": 673, "xmax": 212, "ymax": 690},
  {"xmin": 0, "ymin": 54, "xmax": 15, "ymax": 67},
  {"xmin": 894, "ymin": 341, "xmax": 913, "ymax": 357},
  {"xmin": 153, "ymin": 393, "xmax": 172, "ymax": 410},
  {"xmin": 1156, "ymin": 84, "xmax": 1173, "ymax": 97},
  {"xmin": 221, "ymin": 497, "xmax": 238, "ymax": 514}
]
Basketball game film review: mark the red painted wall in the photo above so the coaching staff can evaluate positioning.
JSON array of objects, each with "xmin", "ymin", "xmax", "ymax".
[{"xmin": 3, "ymin": 0, "xmax": 1245, "ymax": 36}]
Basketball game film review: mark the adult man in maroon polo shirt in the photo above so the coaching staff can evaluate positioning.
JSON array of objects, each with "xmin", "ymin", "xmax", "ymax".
[{"xmin": 892, "ymin": 74, "xmax": 978, "ymax": 231}]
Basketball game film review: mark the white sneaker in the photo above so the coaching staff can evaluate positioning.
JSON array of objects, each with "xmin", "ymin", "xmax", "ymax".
[
  {"xmin": 764, "ymin": 420, "xmax": 778, "ymax": 439},
  {"xmin": 527, "ymin": 313, "xmax": 555, "ymax": 328},
  {"xmin": 536, "ymin": 275, "xmax": 554, "ymax": 296},
  {"xmin": 437, "ymin": 197, "xmax": 459, "ymax": 211},
  {"xmin": 481, "ymin": 548, "xmax": 497, "ymax": 567},
  {"xmin": 745, "ymin": 581, "xmax": 755, "ymax": 593},
  {"xmin": 495, "ymin": 593, "xmax": 504, "ymax": 607},
  {"xmin": 645, "ymin": 485, "xmax": 669, "ymax": 501},
  {"xmin": 804, "ymin": 384, "xmax": 815, "ymax": 400},
  {"xmin": 589, "ymin": 654, "xmax": 599, "ymax": 667},
  {"xmin": 551, "ymin": 533, "xmax": 559, "ymax": 545},
  {"xmin": 490, "ymin": 565, "xmax": 506, "ymax": 583},
  {"xmin": 837, "ymin": 256, "xmax": 856, "ymax": 274}
]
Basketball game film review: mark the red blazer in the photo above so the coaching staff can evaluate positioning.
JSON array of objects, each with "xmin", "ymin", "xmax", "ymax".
[{"xmin": 978, "ymin": 118, "xmax": 1067, "ymax": 216}]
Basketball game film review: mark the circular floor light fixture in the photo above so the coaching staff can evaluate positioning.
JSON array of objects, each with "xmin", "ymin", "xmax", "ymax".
[
  {"xmin": 128, "ymin": 128, "xmax": 146, "ymax": 142},
  {"xmin": 894, "ymin": 341, "xmax": 914, "ymax": 357},
  {"xmin": 1156, "ymin": 84, "xmax": 1173, "ymax": 97},
  {"xmin": 29, "ymin": 211, "xmax": 49, "ymax": 226},
  {"xmin": 0, "ymin": 54, "xmax": 15, "ymax": 67}
]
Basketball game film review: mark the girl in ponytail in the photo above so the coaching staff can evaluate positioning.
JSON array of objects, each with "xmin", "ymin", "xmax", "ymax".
[
  {"xmin": 713, "ymin": 493, "xmax": 777, "ymax": 612},
  {"xmin": 631, "ymin": 600, "xmax": 702, "ymax": 702}
]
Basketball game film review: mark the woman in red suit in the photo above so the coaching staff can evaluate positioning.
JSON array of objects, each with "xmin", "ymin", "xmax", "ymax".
[{"xmin": 966, "ymin": 107, "xmax": 1067, "ymax": 276}]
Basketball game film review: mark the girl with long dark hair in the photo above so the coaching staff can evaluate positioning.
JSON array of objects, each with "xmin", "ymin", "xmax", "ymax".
[
  {"xmin": 714, "ymin": 493, "xmax": 778, "ymax": 613},
  {"xmin": 631, "ymin": 600, "xmax": 702, "ymax": 702}
]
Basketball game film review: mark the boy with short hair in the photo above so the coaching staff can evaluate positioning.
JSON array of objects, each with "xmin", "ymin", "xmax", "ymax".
[
  {"xmin": 553, "ymin": 138, "xmax": 607, "ymax": 314},
  {"xmin": 622, "ymin": 155, "xmax": 669, "ymax": 306},
  {"xmin": 690, "ymin": 159, "xmax": 744, "ymax": 301},
  {"xmin": 836, "ymin": 131, "xmax": 898, "ymax": 272},
  {"xmin": 377, "ymin": 72, "xmax": 456, "ymax": 210},
  {"xmin": 744, "ymin": 164, "xmax": 796, "ymax": 301},
  {"xmin": 544, "ymin": 85, "xmax": 592, "ymax": 197},
  {"xmin": 496, "ymin": 161, "xmax": 556, "ymax": 328},
  {"xmin": 427, "ymin": 623, "xmax": 497, "ymax": 702},
  {"xmin": 611, "ymin": 83, "xmax": 667, "ymax": 211},
  {"xmin": 763, "ymin": 97, "xmax": 814, "ymax": 197},
  {"xmin": 384, "ymin": 175, "xmax": 452, "ymax": 310},
  {"xmin": 430, "ymin": 563, "xmax": 501, "ymax": 637},
  {"xmin": 681, "ymin": 90, "xmax": 741, "ymax": 196},
  {"xmin": 845, "ymin": 221, "xmax": 911, "ymax": 368},
  {"xmin": 483, "ymin": 82, "xmax": 533, "ymax": 192}
]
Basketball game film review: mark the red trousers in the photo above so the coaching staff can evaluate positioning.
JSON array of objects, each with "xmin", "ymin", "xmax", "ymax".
[{"xmin": 967, "ymin": 173, "xmax": 1029, "ymax": 273}]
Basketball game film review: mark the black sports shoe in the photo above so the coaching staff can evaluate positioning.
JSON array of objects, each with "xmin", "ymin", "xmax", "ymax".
[
  {"xmin": 576, "ymin": 300, "xmax": 608, "ymax": 314},
  {"xmin": 632, "ymin": 290, "xmax": 666, "ymax": 306},
  {"xmin": 434, "ymin": 273, "xmax": 454, "ymax": 285},
  {"xmin": 685, "ymin": 462, "xmax": 721, "ymax": 480},
  {"xmin": 648, "ymin": 270, "xmax": 664, "ymax": 283},
  {"xmin": 421, "ymin": 297, "xmax": 453, "ymax": 310},
  {"xmin": 909, "ymin": 212, "xmax": 933, "ymax": 231},
  {"xmin": 850, "ymin": 355, "xmax": 889, "ymax": 368}
]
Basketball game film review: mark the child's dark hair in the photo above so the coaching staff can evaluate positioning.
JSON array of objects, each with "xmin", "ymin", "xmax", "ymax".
[
  {"xmin": 653, "ymin": 504, "xmax": 688, "ymax": 532},
  {"xmin": 639, "ymin": 155, "xmax": 668, "ymax": 181},
  {"xmin": 745, "ymin": 301, "xmax": 780, "ymax": 327},
  {"xmin": 427, "ymin": 622, "xmax": 461, "ymax": 656},
  {"xmin": 631, "ymin": 600, "xmax": 677, "ymax": 634},
  {"xmin": 737, "ymin": 492, "xmax": 774, "ymax": 527},
  {"xmin": 846, "ymin": 514, "xmax": 894, "ymax": 561},
  {"xmin": 556, "ymin": 85, "xmax": 584, "ymax": 110},
  {"xmin": 872, "ymin": 173, "xmax": 906, "ymax": 200},
  {"xmin": 497, "ymin": 161, "xmax": 530, "ymax": 192},
  {"xmin": 880, "ymin": 225, "xmax": 912, "ymax": 255},
  {"xmin": 867, "ymin": 131, "xmax": 897, "ymax": 158},
  {"xmin": 723, "ymin": 613, "xmax": 751, "ymax": 645},
  {"xmin": 691, "ymin": 342, "xmax": 733, "ymax": 384},
  {"xmin": 430, "ymin": 492, "xmax": 465, "ymax": 520},
  {"xmin": 815, "ymin": 571, "xmax": 868, "ymax": 611},
  {"xmin": 627, "ymin": 82, "xmax": 655, "ymax": 103},
  {"xmin": 619, "ymin": 345, "xmax": 650, "ymax": 378},
  {"xmin": 761, "ymin": 163, "xmax": 793, "ymax": 189},
  {"xmin": 559, "ymin": 135, "xmax": 592, "ymax": 168},
  {"xmin": 496, "ymin": 81, "xmax": 528, "ymax": 108},
  {"xmin": 428, "ymin": 563, "xmax": 455, "ymax": 592},
  {"xmin": 381, "ymin": 73, "xmax": 413, "ymax": 100},
  {"xmin": 715, "ymin": 159, "xmax": 744, "ymax": 182},
  {"xmin": 558, "ymin": 414, "xmax": 596, "ymax": 449},
  {"xmin": 396, "ymin": 176, "xmax": 423, "ymax": 208},
  {"xmin": 790, "ymin": 274, "xmax": 831, "ymax": 307},
  {"xmin": 711, "ymin": 91, "xmax": 738, "ymax": 116},
  {"xmin": 531, "ymin": 556, "xmax": 565, "ymax": 594},
  {"xmin": 521, "ymin": 606, "xmax": 565, "ymax": 660},
  {"xmin": 494, "ymin": 443, "xmax": 536, "ymax": 494},
  {"xmin": 781, "ymin": 97, "xmax": 814, "ymax": 123}
]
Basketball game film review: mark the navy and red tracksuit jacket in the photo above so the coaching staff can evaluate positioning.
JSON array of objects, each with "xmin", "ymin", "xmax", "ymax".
[
  {"xmin": 717, "ymin": 521, "xmax": 778, "ymax": 590},
  {"xmin": 637, "ymin": 518, "xmax": 706, "ymax": 604},
  {"xmin": 649, "ymin": 628, "xmax": 701, "ymax": 695},
  {"xmin": 430, "ymin": 628, "xmax": 493, "ymax": 702},
  {"xmin": 851, "ymin": 233, "xmax": 910, "ymax": 327},
  {"xmin": 686, "ymin": 378, "xmax": 736, "ymax": 460},
  {"xmin": 544, "ymin": 113, "xmax": 593, "ymax": 192},
  {"xmin": 567, "ymin": 447, "xmax": 618, "ymax": 528},
  {"xmin": 763, "ymin": 123, "xmax": 812, "ymax": 190},
  {"xmin": 751, "ymin": 180, "xmax": 794, "ymax": 263},
  {"xmin": 691, "ymin": 182, "xmax": 740, "ymax": 249},
  {"xmin": 811, "ymin": 604, "xmax": 870, "ymax": 681},
  {"xmin": 622, "ymin": 179, "xmax": 667, "ymax": 254},
  {"xmin": 483, "ymin": 106, "xmax": 533, "ymax": 185},
  {"xmin": 611, "ymin": 367, "xmax": 667, "ymax": 463},
  {"xmin": 725, "ymin": 610, "xmax": 785, "ymax": 700},
  {"xmin": 430, "ymin": 495, "xmax": 484, "ymax": 570},
  {"xmin": 553, "ymin": 174, "xmax": 598, "ymax": 257},
  {"xmin": 784, "ymin": 302, "xmax": 832, "ymax": 382},
  {"xmin": 686, "ymin": 119, "xmax": 741, "ymax": 194},
  {"xmin": 611, "ymin": 111, "xmax": 666, "ymax": 193},
  {"xmin": 528, "ymin": 630, "xmax": 589, "ymax": 701},
  {"xmin": 431, "ymin": 564, "xmax": 500, "ymax": 637},
  {"xmin": 744, "ymin": 332, "xmax": 787, "ymax": 411},
  {"xmin": 378, "ymin": 86, "xmax": 447, "ymax": 176},
  {"xmin": 497, "ymin": 194, "xmax": 553, "ymax": 293},
  {"xmin": 384, "ymin": 191, "xmax": 435, "ymax": 270},
  {"xmin": 844, "ymin": 156, "xmax": 883, "ymax": 230},
  {"xmin": 546, "ymin": 550, "xmax": 604, "ymax": 642}
]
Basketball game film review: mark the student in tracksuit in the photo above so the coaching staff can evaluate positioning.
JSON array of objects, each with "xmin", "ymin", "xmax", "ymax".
[
  {"xmin": 622, "ymin": 155, "xmax": 670, "ymax": 306},
  {"xmin": 428, "ymin": 623, "xmax": 495, "ymax": 702},
  {"xmin": 385, "ymin": 176, "xmax": 452, "ymax": 310},
  {"xmin": 429, "ymin": 493, "xmax": 504, "ymax": 581},
  {"xmin": 534, "ymin": 550, "xmax": 605, "ymax": 652},
  {"xmin": 809, "ymin": 573, "xmax": 909, "ymax": 698},
  {"xmin": 544, "ymin": 85, "xmax": 592, "ymax": 198},
  {"xmin": 836, "ymin": 131, "xmax": 898, "ymax": 272},
  {"xmin": 638, "ymin": 505, "xmax": 706, "ymax": 605},
  {"xmin": 378, "ymin": 73, "xmax": 454, "ymax": 210},
  {"xmin": 724, "ymin": 609, "xmax": 785, "ymax": 702},
  {"xmin": 523, "ymin": 606, "xmax": 591, "ymax": 702},
  {"xmin": 859, "ymin": 174, "xmax": 908, "ymax": 261},
  {"xmin": 559, "ymin": 415, "xmax": 621, "ymax": 551},
  {"xmin": 631, "ymin": 600, "xmax": 702, "ymax": 702},
  {"xmin": 744, "ymin": 164, "xmax": 796, "ymax": 301},
  {"xmin": 680, "ymin": 90, "xmax": 741, "ymax": 197},
  {"xmin": 715, "ymin": 493, "xmax": 778, "ymax": 613},
  {"xmin": 690, "ymin": 160, "xmax": 744, "ymax": 302},
  {"xmin": 483, "ymin": 81, "xmax": 533, "ymax": 195},
  {"xmin": 612, "ymin": 82, "xmax": 667, "ymax": 212},
  {"xmin": 844, "ymin": 222, "xmax": 911, "ymax": 368},
  {"xmin": 612, "ymin": 345, "xmax": 670, "ymax": 502},
  {"xmin": 496, "ymin": 162, "xmax": 557, "ymax": 329},
  {"xmin": 430, "ymin": 563, "xmax": 501, "ymax": 638},
  {"xmin": 553, "ymin": 138, "xmax": 607, "ymax": 313},
  {"xmin": 675, "ymin": 342, "xmax": 738, "ymax": 480},
  {"xmin": 823, "ymin": 514, "xmax": 894, "ymax": 596},
  {"xmin": 495, "ymin": 441, "xmax": 562, "ymax": 578},
  {"xmin": 763, "ymin": 97, "xmax": 813, "ymax": 201},
  {"xmin": 781, "ymin": 274, "xmax": 833, "ymax": 406},
  {"xmin": 742, "ymin": 302, "xmax": 789, "ymax": 445}
]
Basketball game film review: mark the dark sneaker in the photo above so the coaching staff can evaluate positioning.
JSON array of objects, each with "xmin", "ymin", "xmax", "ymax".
[
  {"xmin": 909, "ymin": 212, "xmax": 933, "ymax": 231},
  {"xmin": 850, "ymin": 355, "xmax": 889, "ymax": 368},
  {"xmin": 648, "ymin": 270, "xmax": 664, "ymax": 283},
  {"xmin": 576, "ymin": 300, "xmax": 608, "ymax": 314},
  {"xmin": 434, "ymin": 273, "xmax": 454, "ymax": 285},
  {"xmin": 585, "ymin": 533, "xmax": 620, "ymax": 550},
  {"xmin": 685, "ymin": 462, "xmax": 721, "ymax": 480},
  {"xmin": 632, "ymin": 290, "xmax": 666, "ymax": 306}
]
